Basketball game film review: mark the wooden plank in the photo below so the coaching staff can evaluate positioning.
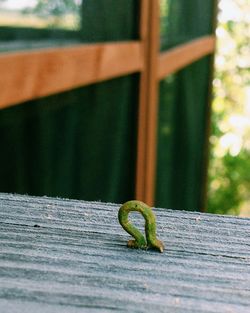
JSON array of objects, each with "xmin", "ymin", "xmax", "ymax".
[
  {"xmin": 0, "ymin": 41, "xmax": 143, "ymax": 109},
  {"xmin": 144, "ymin": 0, "xmax": 160, "ymax": 206},
  {"xmin": 200, "ymin": 1, "xmax": 219, "ymax": 212},
  {"xmin": 136, "ymin": 0, "xmax": 150, "ymax": 201},
  {"xmin": 158, "ymin": 35, "xmax": 216, "ymax": 80},
  {"xmin": 0, "ymin": 193, "xmax": 250, "ymax": 312},
  {"xmin": 136, "ymin": 0, "xmax": 160, "ymax": 206}
]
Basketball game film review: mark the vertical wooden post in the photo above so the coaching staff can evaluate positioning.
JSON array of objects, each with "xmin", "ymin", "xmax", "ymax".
[
  {"xmin": 136, "ymin": 0, "xmax": 160, "ymax": 206},
  {"xmin": 200, "ymin": 0, "xmax": 219, "ymax": 212},
  {"xmin": 136, "ymin": 0, "xmax": 150, "ymax": 202},
  {"xmin": 144, "ymin": 0, "xmax": 160, "ymax": 206}
]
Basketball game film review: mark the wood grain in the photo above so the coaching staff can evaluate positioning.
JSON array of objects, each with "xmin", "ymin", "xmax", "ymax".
[
  {"xmin": 0, "ymin": 41, "xmax": 143, "ymax": 109},
  {"xmin": 158, "ymin": 35, "xmax": 216, "ymax": 79},
  {"xmin": 0, "ymin": 193, "xmax": 250, "ymax": 312}
]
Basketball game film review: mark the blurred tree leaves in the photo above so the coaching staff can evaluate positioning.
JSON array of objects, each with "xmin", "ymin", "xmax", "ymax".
[
  {"xmin": 208, "ymin": 0, "xmax": 250, "ymax": 215},
  {"xmin": 32, "ymin": 0, "xmax": 80, "ymax": 17},
  {"xmin": 22, "ymin": 0, "xmax": 81, "ymax": 29}
]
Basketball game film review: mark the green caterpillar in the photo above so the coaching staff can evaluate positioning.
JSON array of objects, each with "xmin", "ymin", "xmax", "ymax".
[{"xmin": 118, "ymin": 200, "xmax": 164, "ymax": 253}]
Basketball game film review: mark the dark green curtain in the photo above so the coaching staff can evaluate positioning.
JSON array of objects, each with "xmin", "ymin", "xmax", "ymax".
[
  {"xmin": 160, "ymin": 0, "xmax": 214, "ymax": 50},
  {"xmin": 0, "ymin": 0, "xmax": 139, "ymax": 203},
  {"xmin": 156, "ymin": 0, "xmax": 215, "ymax": 210},
  {"xmin": 81, "ymin": 0, "xmax": 139, "ymax": 42}
]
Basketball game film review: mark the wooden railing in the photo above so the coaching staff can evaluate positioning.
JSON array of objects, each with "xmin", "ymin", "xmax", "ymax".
[{"xmin": 0, "ymin": 0, "xmax": 217, "ymax": 206}]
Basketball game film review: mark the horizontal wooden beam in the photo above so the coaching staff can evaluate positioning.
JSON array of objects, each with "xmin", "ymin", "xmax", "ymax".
[
  {"xmin": 0, "ymin": 41, "xmax": 143, "ymax": 109},
  {"xmin": 158, "ymin": 35, "xmax": 216, "ymax": 80}
]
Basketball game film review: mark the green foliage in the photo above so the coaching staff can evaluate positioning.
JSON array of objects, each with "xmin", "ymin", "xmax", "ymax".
[
  {"xmin": 21, "ymin": 0, "xmax": 81, "ymax": 29},
  {"xmin": 208, "ymin": 150, "xmax": 250, "ymax": 215},
  {"xmin": 32, "ymin": 0, "xmax": 80, "ymax": 17}
]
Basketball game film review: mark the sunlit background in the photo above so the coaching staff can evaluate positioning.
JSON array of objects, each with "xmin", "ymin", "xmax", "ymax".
[
  {"xmin": 0, "ymin": 0, "xmax": 249, "ymax": 216},
  {"xmin": 0, "ymin": 0, "xmax": 81, "ymax": 29},
  {"xmin": 208, "ymin": 0, "xmax": 250, "ymax": 216}
]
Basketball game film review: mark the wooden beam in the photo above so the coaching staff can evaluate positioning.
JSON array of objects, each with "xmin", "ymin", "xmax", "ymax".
[
  {"xmin": 200, "ymin": 0, "xmax": 219, "ymax": 212},
  {"xmin": 0, "ymin": 41, "xmax": 143, "ymax": 109},
  {"xmin": 144, "ymin": 0, "xmax": 160, "ymax": 206},
  {"xmin": 136, "ymin": 0, "xmax": 160, "ymax": 206},
  {"xmin": 158, "ymin": 35, "xmax": 216, "ymax": 80},
  {"xmin": 136, "ymin": 0, "xmax": 150, "ymax": 202}
]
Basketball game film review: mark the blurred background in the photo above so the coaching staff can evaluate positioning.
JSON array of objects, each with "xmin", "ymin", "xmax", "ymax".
[
  {"xmin": 208, "ymin": 0, "xmax": 250, "ymax": 216},
  {"xmin": 0, "ymin": 0, "xmax": 81, "ymax": 30},
  {"xmin": 0, "ymin": 0, "xmax": 249, "ymax": 216}
]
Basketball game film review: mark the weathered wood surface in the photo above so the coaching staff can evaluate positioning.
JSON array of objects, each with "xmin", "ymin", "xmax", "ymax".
[{"xmin": 0, "ymin": 193, "xmax": 250, "ymax": 312}]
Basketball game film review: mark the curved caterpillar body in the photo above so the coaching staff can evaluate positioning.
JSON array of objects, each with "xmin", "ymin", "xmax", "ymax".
[{"xmin": 118, "ymin": 200, "xmax": 164, "ymax": 253}]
